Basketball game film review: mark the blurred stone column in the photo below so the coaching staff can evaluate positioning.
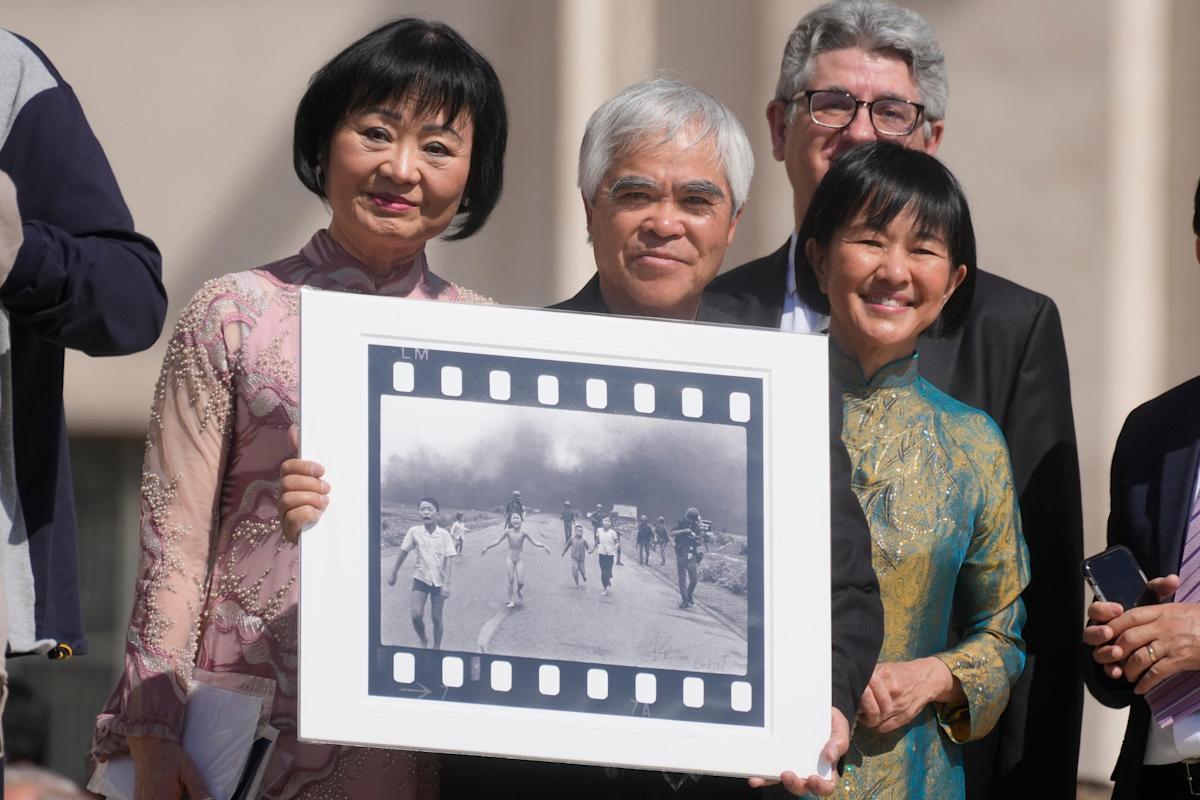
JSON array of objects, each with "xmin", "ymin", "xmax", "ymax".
[{"xmin": 552, "ymin": 0, "xmax": 658, "ymax": 301}]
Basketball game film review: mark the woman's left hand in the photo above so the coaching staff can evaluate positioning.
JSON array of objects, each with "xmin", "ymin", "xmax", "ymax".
[{"xmin": 858, "ymin": 658, "xmax": 957, "ymax": 734}]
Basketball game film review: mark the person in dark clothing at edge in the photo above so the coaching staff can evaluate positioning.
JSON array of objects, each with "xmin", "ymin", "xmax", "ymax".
[
  {"xmin": 441, "ymin": 77, "xmax": 882, "ymax": 800},
  {"xmin": 0, "ymin": 29, "xmax": 166, "ymax": 771},
  {"xmin": 1081, "ymin": 180, "xmax": 1200, "ymax": 799},
  {"xmin": 671, "ymin": 508, "xmax": 704, "ymax": 608}
]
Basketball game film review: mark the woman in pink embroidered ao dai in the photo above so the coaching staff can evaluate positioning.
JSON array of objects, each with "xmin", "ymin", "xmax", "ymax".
[{"xmin": 91, "ymin": 19, "xmax": 507, "ymax": 800}]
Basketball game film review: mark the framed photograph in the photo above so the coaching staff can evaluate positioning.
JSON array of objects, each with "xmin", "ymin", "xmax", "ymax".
[{"xmin": 298, "ymin": 288, "xmax": 831, "ymax": 779}]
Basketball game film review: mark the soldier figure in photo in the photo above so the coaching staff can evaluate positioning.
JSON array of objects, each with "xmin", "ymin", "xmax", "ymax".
[
  {"xmin": 504, "ymin": 490, "xmax": 524, "ymax": 529},
  {"xmin": 636, "ymin": 514, "xmax": 654, "ymax": 565},
  {"xmin": 560, "ymin": 500, "xmax": 576, "ymax": 544},
  {"xmin": 672, "ymin": 507, "xmax": 704, "ymax": 609},
  {"xmin": 590, "ymin": 503, "xmax": 605, "ymax": 540}
]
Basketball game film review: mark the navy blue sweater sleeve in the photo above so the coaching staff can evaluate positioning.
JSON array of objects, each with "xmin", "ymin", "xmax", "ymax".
[{"xmin": 0, "ymin": 40, "xmax": 165, "ymax": 355}]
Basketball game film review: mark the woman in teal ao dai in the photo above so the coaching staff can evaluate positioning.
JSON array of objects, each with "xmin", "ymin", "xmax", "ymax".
[{"xmin": 800, "ymin": 141, "xmax": 1030, "ymax": 799}]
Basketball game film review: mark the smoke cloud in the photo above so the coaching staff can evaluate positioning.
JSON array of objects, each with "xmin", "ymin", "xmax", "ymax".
[{"xmin": 380, "ymin": 396, "xmax": 747, "ymax": 530}]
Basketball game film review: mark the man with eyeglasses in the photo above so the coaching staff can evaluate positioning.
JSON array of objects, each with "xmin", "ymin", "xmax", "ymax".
[{"xmin": 706, "ymin": 0, "xmax": 1084, "ymax": 797}]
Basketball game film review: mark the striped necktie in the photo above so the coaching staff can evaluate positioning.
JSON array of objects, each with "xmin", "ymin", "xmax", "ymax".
[{"xmin": 1147, "ymin": 489, "xmax": 1200, "ymax": 726}]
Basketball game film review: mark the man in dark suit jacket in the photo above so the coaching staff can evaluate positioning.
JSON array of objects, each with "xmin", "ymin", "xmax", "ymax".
[
  {"xmin": 442, "ymin": 77, "xmax": 882, "ymax": 800},
  {"xmin": 1082, "ymin": 181, "xmax": 1200, "ymax": 799},
  {"xmin": 558, "ymin": 76, "xmax": 882, "ymax": 798},
  {"xmin": 1084, "ymin": 375, "xmax": 1200, "ymax": 798},
  {"xmin": 704, "ymin": 2, "xmax": 1084, "ymax": 795}
]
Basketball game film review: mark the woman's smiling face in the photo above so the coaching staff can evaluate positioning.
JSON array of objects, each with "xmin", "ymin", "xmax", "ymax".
[
  {"xmin": 808, "ymin": 207, "xmax": 966, "ymax": 376},
  {"xmin": 324, "ymin": 101, "xmax": 473, "ymax": 275}
]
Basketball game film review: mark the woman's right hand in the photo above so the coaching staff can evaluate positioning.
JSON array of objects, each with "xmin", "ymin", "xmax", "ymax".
[
  {"xmin": 128, "ymin": 735, "xmax": 212, "ymax": 800},
  {"xmin": 279, "ymin": 425, "xmax": 330, "ymax": 543}
]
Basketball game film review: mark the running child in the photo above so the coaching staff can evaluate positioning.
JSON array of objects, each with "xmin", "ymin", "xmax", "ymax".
[
  {"xmin": 560, "ymin": 523, "xmax": 594, "ymax": 586},
  {"xmin": 387, "ymin": 497, "xmax": 456, "ymax": 648},
  {"xmin": 654, "ymin": 516, "xmax": 670, "ymax": 565},
  {"xmin": 449, "ymin": 511, "xmax": 468, "ymax": 555},
  {"xmin": 636, "ymin": 514, "xmax": 654, "ymax": 565},
  {"xmin": 482, "ymin": 513, "xmax": 550, "ymax": 607}
]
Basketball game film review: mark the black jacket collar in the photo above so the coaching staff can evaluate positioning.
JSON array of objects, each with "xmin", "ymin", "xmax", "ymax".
[{"xmin": 550, "ymin": 272, "xmax": 744, "ymax": 325}]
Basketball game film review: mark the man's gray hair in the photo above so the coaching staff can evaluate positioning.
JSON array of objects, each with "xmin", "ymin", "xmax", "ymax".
[
  {"xmin": 776, "ymin": 0, "xmax": 947, "ymax": 129},
  {"xmin": 578, "ymin": 78, "xmax": 754, "ymax": 214}
]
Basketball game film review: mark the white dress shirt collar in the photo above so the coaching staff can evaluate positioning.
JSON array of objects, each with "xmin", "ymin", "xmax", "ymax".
[{"xmin": 779, "ymin": 230, "xmax": 830, "ymax": 334}]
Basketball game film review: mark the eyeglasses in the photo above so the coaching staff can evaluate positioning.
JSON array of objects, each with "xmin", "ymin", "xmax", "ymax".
[{"xmin": 791, "ymin": 90, "xmax": 925, "ymax": 136}]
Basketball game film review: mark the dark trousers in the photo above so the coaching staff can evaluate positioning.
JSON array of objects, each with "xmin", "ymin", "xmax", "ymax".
[
  {"xmin": 1119, "ymin": 762, "xmax": 1200, "ymax": 799},
  {"xmin": 638, "ymin": 542, "xmax": 651, "ymax": 564},
  {"xmin": 598, "ymin": 554, "xmax": 615, "ymax": 588},
  {"xmin": 563, "ymin": 521, "xmax": 572, "ymax": 543},
  {"xmin": 677, "ymin": 558, "xmax": 697, "ymax": 603}
]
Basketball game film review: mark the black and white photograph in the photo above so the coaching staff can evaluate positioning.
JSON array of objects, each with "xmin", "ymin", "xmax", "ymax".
[
  {"xmin": 300, "ymin": 292, "xmax": 831, "ymax": 774},
  {"xmin": 377, "ymin": 394, "xmax": 752, "ymax": 676}
]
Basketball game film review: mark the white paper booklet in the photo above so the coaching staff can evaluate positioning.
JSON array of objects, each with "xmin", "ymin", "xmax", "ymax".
[{"xmin": 88, "ymin": 670, "xmax": 277, "ymax": 800}]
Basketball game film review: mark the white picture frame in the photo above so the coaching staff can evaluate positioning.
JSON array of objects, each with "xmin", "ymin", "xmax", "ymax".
[{"xmin": 297, "ymin": 287, "xmax": 831, "ymax": 779}]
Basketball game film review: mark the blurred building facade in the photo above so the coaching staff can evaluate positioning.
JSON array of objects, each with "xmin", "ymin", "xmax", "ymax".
[{"xmin": 4, "ymin": 0, "xmax": 1199, "ymax": 788}]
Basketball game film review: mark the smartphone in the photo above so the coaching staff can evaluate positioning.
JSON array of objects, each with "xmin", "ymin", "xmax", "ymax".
[{"xmin": 1081, "ymin": 545, "xmax": 1157, "ymax": 610}]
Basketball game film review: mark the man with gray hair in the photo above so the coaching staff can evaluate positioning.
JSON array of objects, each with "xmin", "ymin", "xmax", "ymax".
[
  {"xmin": 556, "ymin": 77, "xmax": 754, "ymax": 322},
  {"xmin": 442, "ymin": 78, "xmax": 882, "ymax": 799},
  {"xmin": 551, "ymin": 77, "xmax": 882, "ymax": 797},
  {"xmin": 705, "ymin": 0, "xmax": 1084, "ymax": 795}
]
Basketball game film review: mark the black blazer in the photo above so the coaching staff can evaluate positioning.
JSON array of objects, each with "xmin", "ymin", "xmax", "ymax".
[
  {"xmin": 707, "ymin": 243, "xmax": 1086, "ymax": 798},
  {"xmin": 439, "ymin": 274, "xmax": 883, "ymax": 800},
  {"xmin": 1084, "ymin": 376, "xmax": 1200, "ymax": 799}
]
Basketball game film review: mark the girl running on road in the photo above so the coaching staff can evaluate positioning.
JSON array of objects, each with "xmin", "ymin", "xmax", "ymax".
[
  {"xmin": 594, "ymin": 517, "xmax": 620, "ymax": 596},
  {"xmin": 482, "ymin": 513, "xmax": 550, "ymax": 607}
]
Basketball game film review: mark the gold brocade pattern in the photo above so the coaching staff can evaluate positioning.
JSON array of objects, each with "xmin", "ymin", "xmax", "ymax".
[{"xmin": 829, "ymin": 351, "xmax": 1030, "ymax": 800}]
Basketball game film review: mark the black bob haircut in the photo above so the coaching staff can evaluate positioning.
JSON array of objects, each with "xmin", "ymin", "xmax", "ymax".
[
  {"xmin": 799, "ymin": 140, "xmax": 976, "ymax": 337},
  {"xmin": 293, "ymin": 18, "xmax": 507, "ymax": 241},
  {"xmin": 1193, "ymin": 177, "xmax": 1199, "ymax": 237}
]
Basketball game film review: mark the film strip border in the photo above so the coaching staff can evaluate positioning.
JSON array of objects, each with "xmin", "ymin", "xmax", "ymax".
[
  {"xmin": 366, "ymin": 343, "xmax": 765, "ymax": 727},
  {"xmin": 369, "ymin": 648, "xmax": 759, "ymax": 725},
  {"xmin": 375, "ymin": 345, "xmax": 761, "ymax": 424}
]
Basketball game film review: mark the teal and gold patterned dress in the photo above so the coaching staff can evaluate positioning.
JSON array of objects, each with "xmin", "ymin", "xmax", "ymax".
[{"xmin": 830, "ymin": 348, "xmax": 1030, "ymax": 800}]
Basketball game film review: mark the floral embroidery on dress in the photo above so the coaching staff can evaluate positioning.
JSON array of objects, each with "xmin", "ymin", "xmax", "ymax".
[{"xmin": 93, "ymin": 231, "xmax": 487, "ymax": 798}]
